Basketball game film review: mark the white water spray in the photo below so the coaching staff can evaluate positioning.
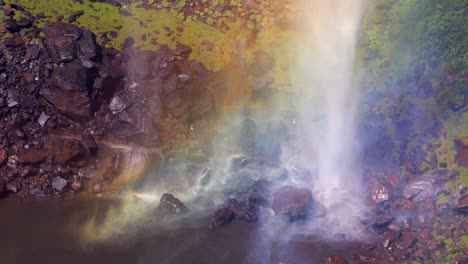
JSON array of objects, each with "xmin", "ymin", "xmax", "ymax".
[{"xmin": 287, "ymin": 0, "xmax": 368, "ymax": 238}]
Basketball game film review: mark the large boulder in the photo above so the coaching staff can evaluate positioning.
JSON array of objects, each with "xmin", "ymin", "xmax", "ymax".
[
  {"xmin": 272, "ymin": 185, "xmax": 313, "ymax": 219},
  {"xmin": 40, "ymin": 86, "xmax": 91, "ymax": 122},
  {"xmin": 159, "ymin": 193, "xmax": 188, "ymax": 215},
  {"xmin": 44, "ymin": 22, "xmax": 96, "ymax": 63},
  {"xmin": 49, "ymin": 60, "xmax": 90, "ymax": 91}
]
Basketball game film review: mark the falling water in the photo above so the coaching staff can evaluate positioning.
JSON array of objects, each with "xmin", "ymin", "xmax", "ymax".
[
  {"xmin": 79, "ymin": 0, "xmax": 369, "ymax": 244},
  {"xmin": 287, "ymin": 0, "xmax": 368, "ymax": 237}
]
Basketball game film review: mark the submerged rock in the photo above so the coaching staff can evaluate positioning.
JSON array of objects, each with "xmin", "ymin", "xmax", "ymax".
[
  {"xmin": 209, "ymin": 207, "xmax": 236, "ymax": 229},
  {"xmin": 272, "ymin": 185, "xmax": 313, "ymax": 219},
  {"xmin": 326, "ymin": 256, "xmax": 347, "ymax": 264},
  {"xmin": 159, "ymin": 193, "xmax": 187, "ymax": 215}
]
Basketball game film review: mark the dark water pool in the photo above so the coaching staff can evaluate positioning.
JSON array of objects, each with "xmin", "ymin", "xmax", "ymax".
[{"xmin": 0, "ymin": 197, "xmax": 368, "ymax": 264}]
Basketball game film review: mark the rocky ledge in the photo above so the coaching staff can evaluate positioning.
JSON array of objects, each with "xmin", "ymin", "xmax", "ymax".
[{"xmin": 0, "ymin": 3, "xmax": 217, "ymax": 199}]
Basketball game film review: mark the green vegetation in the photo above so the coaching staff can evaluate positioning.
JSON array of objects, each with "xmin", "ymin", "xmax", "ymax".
[{"xmin": 359, "ymin": 0, "xmax": 468, "ymax": 90}]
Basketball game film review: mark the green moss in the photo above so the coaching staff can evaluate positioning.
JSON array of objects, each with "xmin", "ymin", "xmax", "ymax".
[
  {"xmin": 436, "ymin": 193, "xmax": 451, "ymax": 204},
  {"xmin": 458, "ymin": 235, "xmax": 468, "ymax": 248},
  {"xmin": 445, "ymin": 238, "xmax": 453, "ymax": 248},
  {"xmin": 9, "ymin": 0, "xmax": 244, "ymax": 70}
]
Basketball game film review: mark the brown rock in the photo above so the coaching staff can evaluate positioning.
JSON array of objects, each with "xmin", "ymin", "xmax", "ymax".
[
  {"xmin": 370, "ymin": 178, "xmax": 390, "ymax": 204},
  {"xmin": 417, "ymin": 230, "xmax": 432, "ymax": 244},
  {"xmin": 402, "ymin": 178, "xmax": 434, "ymax": 202},
  {"xmin": 4, "ymin": 19, "xmax": 19, "ymax": 32},
  {"xmin": 44, "ymin": 22, "xmax": 82, "ymax": 62},
  {"xmin": 0, "ymin": 149, "xmax": 7, "ymax": 165},
  {"xmin": 454, "ymin": 138, "xmax": 468, "ymax": 167},
  {"xmin": 71, "ymin": 179, "xmax": 81, "ymax": 190},
  {"xmin": 173, "ymin": 43, "xmax": 192, "ymax": 58},
  {"xmin": 398, "ymin": 232, "xmax": 416, "ymax": 249},
  {"xmin": 54, "ymin": 139, "xmax": 86, "ymax": 164},
  {"xmin": 40, "ymin": 87, "xmax": 91, "ymax": 122},
  {"xmin": 17, "ymin": 149, "xmax": 48, "ymax": 164},
  {"xmin": 106, "ymin": 107, "xmax": 159, "ymax": 145},
  {"xmin": 53, "ymin": 36, "xmax": 76, "ymax": 62},
  {"xmin": 371, "ymin": 214, "xmax": 394, "ymax": 228},
  {"xmin": 454, "ymin": 194, "xmax": 468, "ymax": 213},
  {"xmin": 272, "ymin": 185, "xmax": 313, "ymax": 219},
  {"xmin": 326, "ymin": 256, "xmax": 347, "ymax": 264},
  {"xmin": 393, "ymin": 199, "xmax": 416, "ymax": 216}
]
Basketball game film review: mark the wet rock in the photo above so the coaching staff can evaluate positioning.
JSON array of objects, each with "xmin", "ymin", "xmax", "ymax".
[
  {"xmin": 247, "ymin": 193, "xmax": 270, "ymax": 207},
  {"xmin": 326, "ymin": 256, "xmax": 347, "ymax": 264},
  {"xmin": 272, "ymin": 185, "xmax": 313, "ymax": 219},
  {"xmin": 17, "ymin": 149, "xmax": 48, "ymax": 164},
  {"xmin": 107, "ymin": 107, "xmax": 159, "ymax": 145},
  {"xmin": 454, "ymin": 194, "xmax": 468, "ymax": 214},
  {"xmin": 231, "ymin": 158, "xmax": 288, "ymax": 186},
  {"xmin": 225, "ymin": 198, "xmax": 259, "ymax": 222},
  {"xmin": 209, "ymin": 207, "xmax": 235, "ymax": 229},
  {"xmin": 159, "ymin": 193, "xmax": 188, "ymax": 215},
  {"xmin": 235, "ymin": 204, "xmax": 258, "ymax": 222},
  {"xmin": 371, "ymin": 214, "xmax": 394, "ymax": 228},
  {"xmin": 370, "ymin": 178, "xmax": 391, "ymax": 204},
  {"xmin": 52, "ymin": 176, "xmax": 67, "ymax": 191}
]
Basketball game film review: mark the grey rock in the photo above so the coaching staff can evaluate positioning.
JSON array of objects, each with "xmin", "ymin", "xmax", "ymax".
[
  {"xmin": 52, "ymin": 176, "xmax": 67, "ymax": 191},
  {"xmin": 37, "ymin": 112, "xmax": 50, "ymax": 127}
]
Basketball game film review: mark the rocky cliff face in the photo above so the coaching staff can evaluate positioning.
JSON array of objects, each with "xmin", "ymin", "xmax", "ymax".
[{"xmin": 0, "ymin": 3, "xmax": 218, "ymax": 198}]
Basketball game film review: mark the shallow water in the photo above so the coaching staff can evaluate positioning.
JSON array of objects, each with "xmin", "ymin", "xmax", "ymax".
[{"xmin": 0, "ymin": 197, "xmax": 368, "ymax": 264}]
